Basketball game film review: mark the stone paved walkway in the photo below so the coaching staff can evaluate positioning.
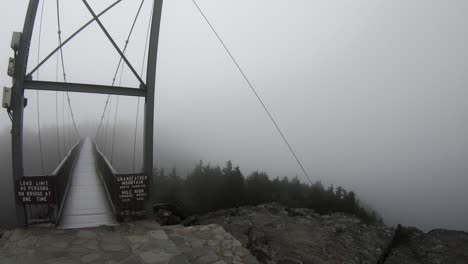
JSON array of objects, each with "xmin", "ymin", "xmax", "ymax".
[{"xmin": 0, "ymin": 220, "xmax": 259, "ymax": 264}]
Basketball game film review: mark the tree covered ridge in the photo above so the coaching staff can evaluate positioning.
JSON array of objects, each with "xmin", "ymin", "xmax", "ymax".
[{"xmin": 153, "ymin": 160, "xmax": 382, "ymax": 224}]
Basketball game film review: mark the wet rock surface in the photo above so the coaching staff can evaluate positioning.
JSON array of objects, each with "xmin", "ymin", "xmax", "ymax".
[
  {"xmin": 196, "ymin": 203, "xmax": 394, "ymax": 264},
  {"xmin": 194, "ymin": 204, "xmax": 468, "ymax": 264},
  {"xmin": 0, "ymin": 220, "xmax": 257, "ymax": 264},
  {"xmin": 385, "ymin": 227, "xmax": 468, "ymax": 264},
  {"xmin": 162, "ymin": 224, "xmax": 258, "ymax": 264},
  {"xmin": 2, "ymin": 204, "xmax": 467, "ymax": 264}
]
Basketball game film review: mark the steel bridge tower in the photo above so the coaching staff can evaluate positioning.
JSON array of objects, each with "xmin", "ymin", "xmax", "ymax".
[{"xmin": 6, "ymin": 0, "xmax": 163, "ymax": 226}]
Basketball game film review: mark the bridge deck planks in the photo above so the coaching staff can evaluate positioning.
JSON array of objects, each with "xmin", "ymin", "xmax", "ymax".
[{"xmin": 59, "ymin": 138, "xmax": 118, "ymax": 229}]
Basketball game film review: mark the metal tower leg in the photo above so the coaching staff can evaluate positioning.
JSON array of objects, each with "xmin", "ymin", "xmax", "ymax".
[
  {"xmin": 144, "ymin": 0, "xmax": 163, "ymax": 215},
  {"xmin": 11, "ymin": 0, "xmax": 40, "ymax": 227}
]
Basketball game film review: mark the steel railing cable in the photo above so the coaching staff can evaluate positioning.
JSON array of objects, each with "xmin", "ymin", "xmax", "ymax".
[
  {"xmin": 36, "ymin": 0, "xmax": 46, "ymax": 174},
  {"xmin": 62, "ymin": 92, "xmax": 66, "ymax": 154},
  {"xmin": 55, "ymin": 1, "xmax": 63, "ymax": 161},
  {"xmin": 95, "ymin": 0, "xmax": 146, "ymax": 156},
  {"xmin": 133, "ymin": 4, "xmax": 153, "ymax": 174},
  {"xmin": 110, "ymin": 61, "xmax": 125, "ymax": 164},
  {"xmin": 190, "ymin": 0, "xmax": 313, "ymax": 185},
  {"xmin": 104, "ymin": 95, "xmax": 113, "ymax": 155},
  {"xmin": 56, "ymin": 0, "xmax": 81, "ymax": 141},
  {"xmin": 111, "ymin": 0, "xmax": 144, "ymax": 163},
  {"xmin": 56, "ymin": 0, "xmax": 66, "ymax": 83},
  {"xmin": 109, "ymin": 47, "xmax": 125, "ymax": 163},
  {"xmin": 68, "ymin": 105, "xmax": 71, "ymax": 150},
  {"xmin": 55, "ymin": 90, "xmax": 62, "ymax": 161},
  {"xmin": 54, "ymin": 36, "xmax": 62, "ymax": 161}
]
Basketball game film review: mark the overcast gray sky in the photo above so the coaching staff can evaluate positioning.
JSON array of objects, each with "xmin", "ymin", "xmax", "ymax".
[{"xmin": 1, "ymin": 0, "xmax": 468, "ymax": 231}]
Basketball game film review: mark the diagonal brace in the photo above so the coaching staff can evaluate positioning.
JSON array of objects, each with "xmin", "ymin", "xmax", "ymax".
[
  {"xmin": 81, "ymin": 0, "xmax": 146, "ymax": 88},
  {"xmin": 27, "ymin": 0, "xmax": 122, "ymax": 78}
]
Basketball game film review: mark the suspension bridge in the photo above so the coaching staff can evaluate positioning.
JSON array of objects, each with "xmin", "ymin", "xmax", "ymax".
[{"xmin": 4, "ymin": 0, "xmax": 313, "ymax": 228}]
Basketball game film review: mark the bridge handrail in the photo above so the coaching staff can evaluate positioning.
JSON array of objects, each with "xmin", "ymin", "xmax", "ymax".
[
  {"xmin": 92, "ymin": 139, "xmax": 147, "ymax": 220},
  {"xmin": 55, "ymin": 139, "xmax": 83, "ymax": 224},
  {"xmin": 51, "ymin": 140, "xmax": 82, "ymax": 176},
  {"xmin": 21, "ymin": 139, "xmax": 83, "ymax": 226},
  {"xmin": 91, "ymin": 138, "xmax": 117, "ymax": 215},
  {"xmin": 51, "ymin": 141, "xmax": 81, "ymax": 176},
  {"xmin": 23, "ymin": 140, "xmax": 82, "ymax": 178}
]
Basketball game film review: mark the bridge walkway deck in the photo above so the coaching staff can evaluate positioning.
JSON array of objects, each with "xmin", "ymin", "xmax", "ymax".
[{"xmin": 59, "ymin": 138, "xmax": 118, "ymax": 229}]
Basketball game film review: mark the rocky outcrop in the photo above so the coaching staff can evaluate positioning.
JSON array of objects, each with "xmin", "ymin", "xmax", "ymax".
[
  {"xmin": 196, "ymin": 203, "xmax": 394, "ymax": 264},
  {"xmin": 193, "ymin": 204, "xmax": 468, "ymax": 264},
  {"xmin": 163, "ymin": 224, "xmax": 258, "ymax": 264},
  {"xmin": 2, "ymin": 204, "xmax": 467, "ymax": 264},
  {"xmin": 385, "ymin": 227, "xmax": 468, "ymax": 264},
  {"xmin": 0, "ymin": 220, "xmax": 258, "ymax": 264}
]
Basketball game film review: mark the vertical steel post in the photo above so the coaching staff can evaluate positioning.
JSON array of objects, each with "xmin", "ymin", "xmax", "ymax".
[
  {"xmin": 144, "ymin": 0, "xmax": 163, "ymax": 213},
  {"xmin": 11, "ymin": 0, "xmax": 40, "ymax": 226}
]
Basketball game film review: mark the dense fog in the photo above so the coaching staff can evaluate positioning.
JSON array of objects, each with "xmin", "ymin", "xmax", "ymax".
[{"xmin": 1, "ymin": 0, "xmax": 468, "ymax": 231}]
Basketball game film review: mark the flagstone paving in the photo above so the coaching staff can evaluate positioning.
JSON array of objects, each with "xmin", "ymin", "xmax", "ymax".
[{"xmin": 0, "ymin": 220, "xmax": 259, "ymax": 264}]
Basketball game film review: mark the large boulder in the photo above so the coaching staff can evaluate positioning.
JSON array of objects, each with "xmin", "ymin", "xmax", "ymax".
[
  {"xmin": 385, "ymin": 227, "xmax": 468, "ymax": 264},
  {"xmin": 197, "ymin": 203, "xmax": 394, "ymax": 264}
]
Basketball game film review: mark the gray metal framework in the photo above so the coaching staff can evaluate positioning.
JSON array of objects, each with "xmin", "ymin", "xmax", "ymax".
[
  {"xmin": 24, "ymin": 81, "xmax": 146, "ymax": 97},
  {"xmin": 10, "ymin": 0, "xmax": 163, "ymax": 226}
]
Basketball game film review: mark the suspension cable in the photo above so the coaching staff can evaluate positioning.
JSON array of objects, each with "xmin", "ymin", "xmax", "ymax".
[
  {"xmin": 110, "ymin": 0, "xmax": 146, "ymax": 163},
  {"xmin": 133, "ymin": 4, "xmax": 153, "ymax": 174},
  {"xmin": 56, "ymin": 0, "xmax": 81, "ymax": 140},
  {"xmin": 68, "ymin": 105, "xmax": 71, "ymax": 150},
  {"xmin": 55, "ymin": 90, "xmax": 62, "ymax": 161},
  {"xmin": 55, "ymin": 37, "xmax": 61, "ymax": 161},
  {"xmin": 110, "ymin": 94, "xmax": 120, "ymax": 164},
  {"xmin": 191, "ymin": 0, "xmax": 313, "ymax": 185},
  {"xmin": 104, "ymin": 95, "xmax": 113, "ymax": 155},
  {"xmin": 36, "ymin": 0, "xmax": 46, "ymax": 174},
  {"xmin": 96, "ymin": 0, "xmax": 146, "ymax": 149},
  {"xmin": 62, "ymin": 91, "xmax": 65, "ymax": 154},
  {"xmin": 110, "ymin": 60, "xmax": 126, "ymax": 164}
]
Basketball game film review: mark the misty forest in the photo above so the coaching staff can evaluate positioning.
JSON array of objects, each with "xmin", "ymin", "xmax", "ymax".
[
  {"xmin": 0, "ymin": 125, "xmax": 381, "ymax": 225},
  {"xmin": 153, "ymin": 161, "xmax": 381, "ymax": 224}
]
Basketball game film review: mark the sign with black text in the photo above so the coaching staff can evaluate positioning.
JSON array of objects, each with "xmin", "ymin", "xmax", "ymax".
[
  {"xmin": 115, "ymin": 174, "xmax": 148, "ymax": 203},
  {"xmin": 16, "ymin": 176, "xmax": 55, "ymax": 204}
]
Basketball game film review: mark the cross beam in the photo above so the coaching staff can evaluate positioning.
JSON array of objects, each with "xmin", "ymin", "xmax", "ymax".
[{"xmin": 24, "ymin": 81, "xmax": 146, "ymax": 97}]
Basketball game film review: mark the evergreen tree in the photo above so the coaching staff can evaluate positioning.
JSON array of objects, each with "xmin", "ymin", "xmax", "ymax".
[{"xmin": 153, "ymin": 160, "xmax": 380, "ymax": 224}]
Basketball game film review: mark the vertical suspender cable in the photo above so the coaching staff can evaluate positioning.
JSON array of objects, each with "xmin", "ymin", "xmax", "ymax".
[
  {"xmin": 104, "ymin": 95, "xmax": 113, "ymax": 155},
  {"xmin": 56, "ymin": 0, "xmax": 81, "ymax": 141},
  {"xmin": 54, "ymin": 34, "xmax": 62, "ymax": 160},
  {"xmin": 55, "ymin": 36, "xmax": 61, "ymax": 162},
  {"xmin": 94, "ymin": 0, "xmax": 145, "ymax": 159},
  {"xmin": 55, "ymin": 0, "xmax": 63, "ymax": 159},
  {"xmin": 36, "ymin": 0, "xmax": 46, "ymax": 174},
  {"xmin": 62, "ymin": 92, "xmax": 65, "ymax": 153},
  {"xmin": 110, "ymin": 96, "xmax": 119, "ymax": 164},
  {"xmin": 55, "ymin": 90, "xmax": 62, "ymax": 161},
  {"xmin": 110, "ymin": 65, "xmax": 124, "ymax": 164}
]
